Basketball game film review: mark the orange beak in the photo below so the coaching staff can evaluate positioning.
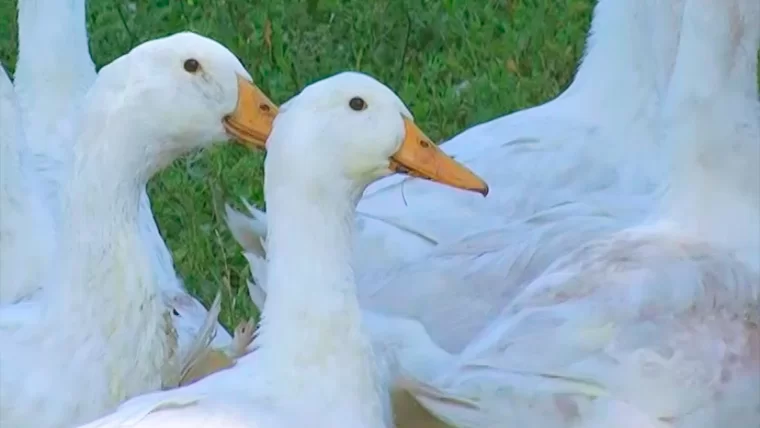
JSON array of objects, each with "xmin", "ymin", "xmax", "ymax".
[
  {"xmin": 388, "ymin": 118, "xmax": 489, "ymax": 196},
  {"xmin": 223, "ymin": 75, "xmax": 279, "ymax": 149}
]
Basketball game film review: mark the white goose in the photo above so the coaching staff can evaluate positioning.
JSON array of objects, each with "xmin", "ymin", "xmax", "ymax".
[
  {"xmin": 7, "ymin": 0, "xmax": 238, "ymax": 358},
  {"xmin": 0, "ymin": 32, "xmax": 277, "ymax": 428},
  {"xmin": 395, "ymin": 0, "xmax": 760, "ymax": 426},
  {"xmin": 227, "ymin": 0, "xmax": 691, "ymax": 352},
  {"xmin": 74, "ymin": 71, "xmax": 487, "ymax": 428}
]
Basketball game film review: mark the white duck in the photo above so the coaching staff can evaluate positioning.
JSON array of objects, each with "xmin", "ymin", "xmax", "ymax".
[
  {"xmin": 7, "ymin": 0, "xmax": 238, "ymax": 358},
  {"xmin": 227, "ymin": 0, "xmax": 692, "ymax": 352},
  {"xmin": 74, "ymin": 71, "xmax": 487, "ymax": 428},
  {"xmin": 0, "ymin": 32, "xmax": 277, "ymax": 428},
  {"xmin": 394, "ymin": 0, "xmax": 760, "ymax": 426}
]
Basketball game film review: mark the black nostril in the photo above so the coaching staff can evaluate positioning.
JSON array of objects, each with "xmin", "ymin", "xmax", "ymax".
[
  {"xmin": 260, "ymin": 103, "xmax": 271, "ymax": 112},
  {"xmin": 419, "ymin": 140, "xmax": 431, "ymax": 148}
]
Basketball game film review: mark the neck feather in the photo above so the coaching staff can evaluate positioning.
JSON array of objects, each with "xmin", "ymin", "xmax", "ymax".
[
  {"xmin": 0, "ymin": 84, "xmax": 56, "ymax": 298},
  {"xmin": 564, "ymin": 0, "xmax": 685, "ymax": 115},
  {"xmin": 15, "ymin": 0, "xmax": 95, "ymax": 135},
  {"xmin": 253, "ymin": 175, "xmax": 384, "ymax": 423},
  {"xmin": 551, "ymin": 0, "xmax": 687, "ymax": 189},
  {"xmin": 657, "ymin": 0, "xmax": 759, "ymax": 254},
  {"xmin": 46, "ymin": 115, "xmax": 178, "ymax": 399}
]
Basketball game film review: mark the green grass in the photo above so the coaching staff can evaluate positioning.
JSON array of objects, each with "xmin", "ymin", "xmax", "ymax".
[{"xmin": 0, "ymin": 0, "xmax": 592, "ymax": 329}]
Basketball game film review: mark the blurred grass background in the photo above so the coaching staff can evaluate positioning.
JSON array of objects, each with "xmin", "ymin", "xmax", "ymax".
[{"xmin": 0, "ymin": 0, "xmax": 593, "ymax": 328}]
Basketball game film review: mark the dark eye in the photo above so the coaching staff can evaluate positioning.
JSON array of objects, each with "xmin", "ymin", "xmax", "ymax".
[
  {"xmin": 183, "ymin": 58, "xmax": 200, "ymax": 73},
  {"xmin": 348, "ymin": 97, "xmax": 367, "ymax": 111},
  {"xmin": 172, "ymin": 308, "xmax": 180, "ymax": 316}
]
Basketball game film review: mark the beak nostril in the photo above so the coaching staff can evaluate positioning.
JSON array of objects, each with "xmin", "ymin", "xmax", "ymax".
[
  {"xmin": 419, "ymin": 140, "xmax": 431, "ymax": 148},
  {"xmin": 260, "ymin": 104, "xmax": 271, "ymax": 113}
]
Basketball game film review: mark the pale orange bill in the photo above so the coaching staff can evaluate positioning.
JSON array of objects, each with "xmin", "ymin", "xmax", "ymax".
[
  {"xmin": 388, "ymin": 118, "xmax": 489, "ymax": 196},
  {"xmin": 223, "ymin": 74, "xmax": 279, "ymax": 150}
]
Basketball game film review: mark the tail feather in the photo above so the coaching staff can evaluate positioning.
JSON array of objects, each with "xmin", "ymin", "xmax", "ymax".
[
  {"xmin": 397, "ymin": 359, "xmax": 613, "ymax": 428},
  {"xmin": 243, "ymin": 249, "xmax": 269, "ymax": 312},
  {"xmin": 176, "ymin": 291, "xmax": 223, "ymax": 387},
  {"xmin": 227, "ymin": 317, "xmax": 256, "ymax": 358},
  {"xmin": 173, "ymin": 295, "xmax": 259, "ymax": 387},
  {"xmin": 246, "ymin": 279, "xmax": 268, "ymax": 311},
  {"xmin": 224, "ymin": 200, "xmax": 267, "ymax": 257},
  {"xmin": 396, "ymin": 372, "xmax": 483, "ymax": 428},
  {"xmin": 243, "ymin": 251, "xmax": 269, "ymax": 291},
  {"xmin": 225, "ymin": 199, "xmax": 270, "ymax": 312},
  {"xmin": 176, "ymin": 315, "xmax": 257, "ymax": 387}
]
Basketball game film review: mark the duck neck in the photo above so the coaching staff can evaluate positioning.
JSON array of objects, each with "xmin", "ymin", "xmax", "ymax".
[
  {"xmin": 659, "ymin": 0, "xmax": 759, "ymax": 256},
  {"xmin": 554, "ymin": 0, "xmax": 687, "ymax": 187},
  {"xmin": 0, "ymin": 77, "xmax": 56, "ymax": 300},
  {"xmin": 49, "ymin": 116, "xmax": 177, "ymax": 399},
  {"xmin": 0, "ymin": 110, "xmax": 25, "ymax": 201},
  {"xmin": 15, "ymin": 0, "xmax": 95, "ymax": 124},
  {"xmin": 0, "ymin": 91, "xmax": 29, "ymax": 224},
  {"xmin": 565, "ymin": 0, "xmax": 685, "ymax": 114},
  {"xmin": 254, "ymin": 178, "xmax": 385, "ymax": 424}
]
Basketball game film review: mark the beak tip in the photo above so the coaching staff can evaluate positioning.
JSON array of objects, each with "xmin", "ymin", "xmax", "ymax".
[{"xmin": 477, "ymin": 185, "xmax": 489, "ymax": 197}]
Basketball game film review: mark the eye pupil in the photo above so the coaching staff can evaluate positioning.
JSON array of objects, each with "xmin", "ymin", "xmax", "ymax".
[
  {"xmin": 349, "ymin": 97, "xmax": 366, "ymax": 111},
  {"xmin": 183, "ymin": 58, "xmax": 200, "ymax": 73}
]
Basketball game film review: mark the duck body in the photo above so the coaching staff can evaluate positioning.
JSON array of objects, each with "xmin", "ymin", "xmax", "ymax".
[
  {"xmin": 407, "ymin": 226, "xmax": 759, "ymax": 427},
  {"xmin": 397, "ymin": 0, "xmax": 760, "ymax": 425}
]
